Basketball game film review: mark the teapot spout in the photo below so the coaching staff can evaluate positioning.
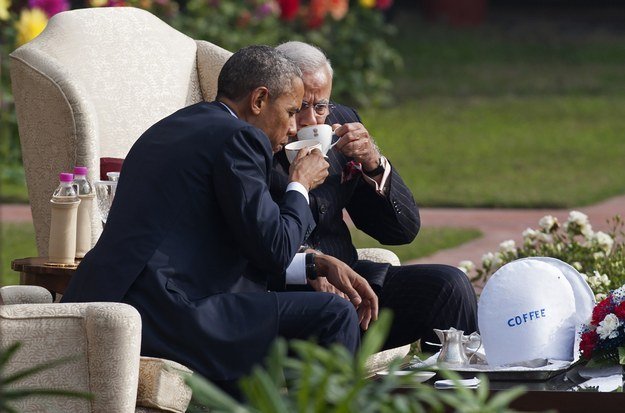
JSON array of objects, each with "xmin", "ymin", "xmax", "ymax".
[{"xmin": 433, "ymin": 328, "xmax": 446, "ymax": 345}]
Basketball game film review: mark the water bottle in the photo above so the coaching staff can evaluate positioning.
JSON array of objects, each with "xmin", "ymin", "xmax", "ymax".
[
  {"xmin": 73, "ymin": 166, "xmax": 95, "ymax": 259},
  {"xmin": 52, "ymin": 172, "xmax": 79, "ymax": 201},
  {"xmin": 72, "ymin": 166, "xmax": 92, "ymax": 195},
  {"xmin": 48, "ymin": 173, "xmax": 81, "ymax": 265}
]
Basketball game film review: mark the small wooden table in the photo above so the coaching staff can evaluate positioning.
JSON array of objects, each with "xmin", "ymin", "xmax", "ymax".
[{"xmin": 11, "ymin": 257, "xmax": 77, "ymax": 296}]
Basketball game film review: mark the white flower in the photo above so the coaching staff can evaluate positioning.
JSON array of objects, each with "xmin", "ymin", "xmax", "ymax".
[
  {"xmin": 580, "ymin": 272, "xmax": 588, "ymax": 281},
  {"xmin": 596, "ymin": 313, "xmax": 621, "ymax": 340},
  {"xmin": 568, "ymin": 210, "xmax": 589, "ymax": 226},
  {"xmin": 458, "ymin": 260, "xmax": 475, "ymax": 273},
  {"xmin": 499, "ymin": 239, "xmax": 517, "ymax": 255},
  {"xmin": 612, "ymin": 286, "xmax": 625, "ymax": 304},
  {"xmin": 572, "ymin": 262, "xmax": 583, "ymax": 271},
  {"xmin": 481, "ymin": 252, "xmax": 496, "ymax": 267},
  {"xmin": 592, "ymin": 231, "xmax": 614, "ymax": 255},
  {"xmin": 564, "ymin": 210, "xmax": 593, "ymax": 237},
  {"xmin": 587, "ymin": 271, "xmax": 610, "ymax": 290},
  {"xmin": 593, "ymin": 251, "xmax": 605, "ymax": 260},
  {"xmin": 538, "ymin": 215, "xmax": 558, "ymax": 232},
  {"xmin": 536, "ymin": 232, "xmax": 553, "ymax": 244},
  {"xmin": 595, "ymin": 293, "xmax": 607, "ymax": 302},
  {"xmin": 522, "ymin": 228, "xmax": 538, "ymax": 244}
]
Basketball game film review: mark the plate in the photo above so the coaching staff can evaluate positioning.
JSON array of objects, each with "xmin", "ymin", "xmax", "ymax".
[{"xmin": 375, "ymin": 370, "xmax": 436, "ymax": 383}]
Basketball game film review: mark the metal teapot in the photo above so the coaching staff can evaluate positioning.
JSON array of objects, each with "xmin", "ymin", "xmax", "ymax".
[{"xmin": 434, "ymin": 328, "xmax": 482, "ymax": 366}]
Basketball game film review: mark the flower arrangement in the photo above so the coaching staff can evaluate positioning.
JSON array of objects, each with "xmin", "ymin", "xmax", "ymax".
[
  {"xmin": 579, "ymin": 284, "xmax": 625, "ymax": 366},
  {"xmin": 459, "ymin": 211, "xmax": 625, "ymax": 301}
]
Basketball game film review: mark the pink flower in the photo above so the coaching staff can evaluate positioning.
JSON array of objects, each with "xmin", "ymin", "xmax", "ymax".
[{"xmin": 28, "ymin": 0, "xmax": 69, "ymax": 17}]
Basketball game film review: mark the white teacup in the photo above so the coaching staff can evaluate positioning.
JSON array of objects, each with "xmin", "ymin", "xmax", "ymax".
[
  {"xmin": 284, "ymin": 140, "xmax": 323, "ymax": 164},
  {"xmin": 297, "ymin": 124, "xmax": 334, "ymax": 155}
]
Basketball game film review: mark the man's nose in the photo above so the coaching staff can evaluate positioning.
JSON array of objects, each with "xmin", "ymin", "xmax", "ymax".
[
  {"xmin": 287, "ymin": 115, "xmax": 298, "ymax": 137},
  {"xmin": 296, "ymin": 107, "xmax": 318, "ymax": 129}
]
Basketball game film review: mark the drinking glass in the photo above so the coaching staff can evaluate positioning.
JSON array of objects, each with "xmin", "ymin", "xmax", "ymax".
[{"xmin": 94, "ymin": 180, "xmax": 117, "ymax": 224}]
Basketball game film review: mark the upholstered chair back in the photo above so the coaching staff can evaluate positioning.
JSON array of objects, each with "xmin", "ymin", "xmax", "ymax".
[{"xmin": 10, "ymin": 7, "xmax": 232, "ymax": 255}]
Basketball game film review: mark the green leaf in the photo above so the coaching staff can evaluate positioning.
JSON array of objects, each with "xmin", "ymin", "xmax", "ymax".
[
  {"xmin": 185, "ymin": 373, "xmax": 245, "ymax": 412},
  {"xmin": 618, "ymin": 347, "xmax": 625, "ymax": 365},
  {"xmin": 355, "ymin": 309, "xmax": 393, "ymax": 372}
]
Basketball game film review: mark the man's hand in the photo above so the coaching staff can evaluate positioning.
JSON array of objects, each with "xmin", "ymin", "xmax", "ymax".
[
  {"xmin": 308, "ymin": 277, "xmax": 347, "ymax": 299},
  {"xmin": 289, "ymin": 148, "xmax": 329, "ymax": 191},
  {"xmin": 314, "ymin": 253, "xmax": 379, "ymax": 330},
  {"xmin": 332, "ymin": 122, "xmax": 380, "ymax": 172}
]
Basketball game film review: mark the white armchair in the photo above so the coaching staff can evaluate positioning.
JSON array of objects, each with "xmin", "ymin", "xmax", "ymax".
[
  {"xmin": 0, "ymin": 286, "xmax": 193, "ymax": 413},
  {"xmin": 9, "ymin": 6, "xmax": 232, "ymax": 256}
]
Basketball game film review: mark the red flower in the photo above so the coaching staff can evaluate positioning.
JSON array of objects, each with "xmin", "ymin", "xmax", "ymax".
[
  {"xmin": 580, "ymin": 330, "xmax": 599, "ymax": 359},
  {"xmin": 614, "ymin": 301, "xmax": 625, "ymax": 320},
  {"xmin": 591, "ymin": 296, "xmax": 613, "ymax": 325},
  {"xmin": 376, "ymin": 0, "xmax": 392, "ymax": 11},
  {"xmin": 278, "ymin": 0, "xmax": 299, "ymax": 20},
  {"xmin": 307, "ymin": 0, "xmax": 327, "ymax": 28}
]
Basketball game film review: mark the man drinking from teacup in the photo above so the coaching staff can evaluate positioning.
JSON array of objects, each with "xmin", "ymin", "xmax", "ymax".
[{"xmin": 272, "ymin": 41, "xmax": 478, "ymax": 351}]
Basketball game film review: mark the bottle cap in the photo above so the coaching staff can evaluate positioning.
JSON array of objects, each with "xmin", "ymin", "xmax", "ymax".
[
  {"xmin": 59, "ymin": 173, "xmax": 74, "ymax": 182},
  {"xmin": 73, "ymin": 166, "xmax": 88, "ymax": 176}
]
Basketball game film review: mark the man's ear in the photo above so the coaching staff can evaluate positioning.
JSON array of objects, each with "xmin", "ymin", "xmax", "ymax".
[{"xmin": 249, "ymin": 86, "xmax": 269, "ymax": 115}]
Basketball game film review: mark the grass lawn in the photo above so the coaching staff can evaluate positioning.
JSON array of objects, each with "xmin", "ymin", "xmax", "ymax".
[
  {"xmin": 351, "ymin": 227, "xmax": 482, "ymax": 263},
  {"xmin": 1, "ymin": 222, "xmax": 37, "ymax": 286},
  {"xmin": 359, "ymin": 10, "xmax": 625, "ymax": 208}
]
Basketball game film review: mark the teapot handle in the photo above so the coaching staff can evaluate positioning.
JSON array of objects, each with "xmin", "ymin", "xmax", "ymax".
[{"xmin": 463, "ymin": 332, "xmax": 482, "ymax": 363}]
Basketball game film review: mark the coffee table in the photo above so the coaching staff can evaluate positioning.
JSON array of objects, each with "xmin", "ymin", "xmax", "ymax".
[{"xmin": 11, "ymin": 257, "xmax": 76, "ymax": 297}]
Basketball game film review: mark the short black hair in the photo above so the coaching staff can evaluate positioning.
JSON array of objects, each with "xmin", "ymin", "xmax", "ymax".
[{"xmin": 216, "ymin": 45, "xmax": 302, "ymax": 102}]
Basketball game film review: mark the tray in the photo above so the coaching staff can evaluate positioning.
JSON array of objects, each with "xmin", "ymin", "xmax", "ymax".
[{"xmin": 441, "ymin": 361, "xmax": 574, "ymax": 381}]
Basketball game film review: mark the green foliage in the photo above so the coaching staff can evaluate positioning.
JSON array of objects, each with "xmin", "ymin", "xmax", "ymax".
[
  {"xmin": 350, "ymin": 226, "xmax": 482, "ymax": 263},
  {"xmin": 184, "ymin": 310, "xmax": 526, "ymax": 413},
  {"xmin": 172, "ymin": 0, "xmax": 401, "ymax": 107},
  {"xmin": 0, "ymin": 342, "xmax": 93, "ymax": 412},
  {"xmin": 1, "ymin": 222, "xmax": 37, "ymax": 286},
  {"xmin": 461, "ymin": 212, "xmax": 625, "ymax": 300}
]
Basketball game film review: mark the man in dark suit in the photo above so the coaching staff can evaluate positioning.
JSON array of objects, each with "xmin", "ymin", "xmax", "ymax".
[
  {"xmin": 61, "ymin": 46, "xmax": 378, "ymax": 393},
  {"xmin": 274, "ymin": 42, "xmax": 477, "ymax": 351}
]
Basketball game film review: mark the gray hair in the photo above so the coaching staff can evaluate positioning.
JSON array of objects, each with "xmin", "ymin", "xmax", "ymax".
[
  {"xmin": 216, "ymin": 45, "xmax": 302, "ymax": 102},
  {"xmin": 276, "ymin": 41, "xmax": 333, "ymax": 77}
]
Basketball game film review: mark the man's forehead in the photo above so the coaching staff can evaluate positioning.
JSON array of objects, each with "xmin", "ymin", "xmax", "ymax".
[{"xmin": 302, "ymin": 68, "xmax": 332, "ymax": 93}]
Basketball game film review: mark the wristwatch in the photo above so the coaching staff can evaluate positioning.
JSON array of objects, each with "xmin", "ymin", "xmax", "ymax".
[
  {"xmin": 364, "ymin": 157, "xmax": 384, "ymax": 177},
  {"xmin": 305, "ymin": 252, "xmax": 318, "ymax": 280}
]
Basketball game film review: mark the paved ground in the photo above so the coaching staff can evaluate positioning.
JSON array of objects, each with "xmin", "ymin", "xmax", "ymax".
[
  {"xmin": 406, "ymin": 194, "xmax": 625, "ymax": 268},
  {"xmin": 2, "ymin": 194, "xmax": 624, "ymax": 268}
]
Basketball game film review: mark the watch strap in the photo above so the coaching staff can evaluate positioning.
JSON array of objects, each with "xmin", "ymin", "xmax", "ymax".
[{"xmin": 305, "ymin": 253, "xmax": 318, "ymax": 280}]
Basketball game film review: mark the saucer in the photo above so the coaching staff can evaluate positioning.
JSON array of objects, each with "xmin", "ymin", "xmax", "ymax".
[{"xmin": 375, "ymin": 370, "xmax": 436, "ymax": 383}]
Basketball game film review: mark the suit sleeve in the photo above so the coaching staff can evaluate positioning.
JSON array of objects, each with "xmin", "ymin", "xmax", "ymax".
[
  {"xmin": 213, "ymin": 126, "xmax": 316, "ymax": 277},
  {"xmin": 334, "ymin": 105, "xmax": 421, "ymax": 245}
]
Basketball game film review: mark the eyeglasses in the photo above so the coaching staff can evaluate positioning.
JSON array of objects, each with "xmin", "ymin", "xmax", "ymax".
[{"xmin": 300, "ymin": 101, "xmax": 336, "ymax": 117}]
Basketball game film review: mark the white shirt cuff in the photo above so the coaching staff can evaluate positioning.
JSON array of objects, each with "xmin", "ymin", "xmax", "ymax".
[
  {"xmin": 286, "ymin": 181, "xmax": 309, "ymax": 204},
  {"xmin": 362, "ymin": 156, "xmax": 391, "ymax": 196},
  {"xmin": 286, "ymin": 253, "xmax": 307, "ymax": 285}
]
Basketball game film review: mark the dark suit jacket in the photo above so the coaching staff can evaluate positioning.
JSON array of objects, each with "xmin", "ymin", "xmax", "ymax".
[
  {"xmin": 62, "ymin": 102, "xmax": 316, "ymax": 379},
  {"xmin": 271, "ymin": 104, "xmax": 420, "ymax": 288}
]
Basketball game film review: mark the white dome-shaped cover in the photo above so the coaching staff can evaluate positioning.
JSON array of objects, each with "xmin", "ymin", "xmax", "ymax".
[{"xmin": 478, "ymin": 259, "xmax": 577, "ymax": 366}]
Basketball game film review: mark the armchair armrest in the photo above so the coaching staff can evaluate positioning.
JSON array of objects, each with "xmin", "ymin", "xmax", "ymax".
[
  {"xmin": 0, "ymin": 285, "xmax": 53, "ymax": 304},
  {"xmin": 357, "ymin": 248, "xmax": 400, "ymax": 266},
  {"xmin": 0, "ymin": 302, "xmax": 142, "ymax": 413}
]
